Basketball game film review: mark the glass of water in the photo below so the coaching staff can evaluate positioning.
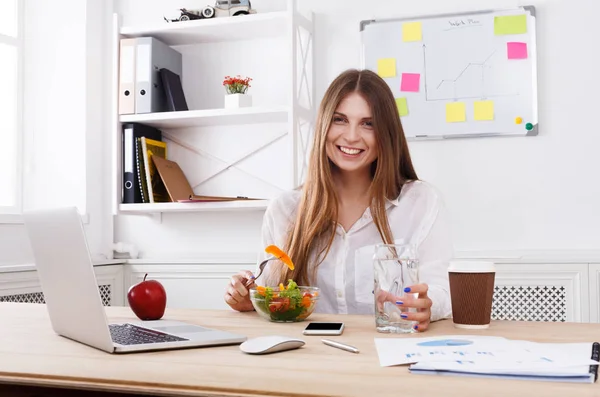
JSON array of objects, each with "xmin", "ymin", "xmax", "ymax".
[{"xmin": 373, "ymin": 243, "xmax": 419, "ymax": 333}]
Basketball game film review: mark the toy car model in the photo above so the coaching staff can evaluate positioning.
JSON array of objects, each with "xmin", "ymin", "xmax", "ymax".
[
  {"xmin": 213, "ymin": 0, "xmax": 256, "ymax": 17},
  {"xmin": 164, "ymin": 1, "xmax": 255, "ymax": 23},
  {"xmin": 163, "ymin": 7, "xmax": 215, "ymax": 23}
]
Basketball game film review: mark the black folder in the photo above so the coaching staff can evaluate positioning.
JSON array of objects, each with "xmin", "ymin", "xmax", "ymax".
[
  {"xmin": 122, "ymin": 123, "xmax": 162, "ymax": 204},
  {"xmin": 159, "ymin": 68, "xmax": 188, "ymax": 112}
]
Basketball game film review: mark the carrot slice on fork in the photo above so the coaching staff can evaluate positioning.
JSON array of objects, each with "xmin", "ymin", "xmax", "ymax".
[
  {"xmin": 265, "ymin": 245, "xmax": 295, "ymax": 270},
  {"xmin": 256, "ymin": 286, "xmax": 267, "ymax": 296}
]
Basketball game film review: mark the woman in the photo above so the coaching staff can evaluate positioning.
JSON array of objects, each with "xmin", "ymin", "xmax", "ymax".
[{"xmin": 224, "ymin": 69, "xmax": 453, "ymax": 331}]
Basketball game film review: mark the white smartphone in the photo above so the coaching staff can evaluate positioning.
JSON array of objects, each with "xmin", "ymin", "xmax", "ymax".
[{"xmin": 302, "ymin": 322, "xmax": 345, "ymax": 336}]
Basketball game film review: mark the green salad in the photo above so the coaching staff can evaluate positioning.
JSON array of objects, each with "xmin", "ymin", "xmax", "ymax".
[{"xmin": 253, "ymin": 280, "xmax": 317, "ymax": 322}]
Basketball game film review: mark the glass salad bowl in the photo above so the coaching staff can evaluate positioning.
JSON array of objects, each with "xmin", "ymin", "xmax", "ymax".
[{"xmin": 250, "ymin": 280, "xmax": 319, "ymax": 322}]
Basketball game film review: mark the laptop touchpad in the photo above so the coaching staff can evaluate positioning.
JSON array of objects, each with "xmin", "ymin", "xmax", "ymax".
[{"xmin": 153, "ymin": 325, "xmax": 210, "ymax": 334}]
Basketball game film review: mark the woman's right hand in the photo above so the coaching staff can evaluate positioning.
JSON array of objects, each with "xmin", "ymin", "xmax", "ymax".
[{"xmin": 224, "ymin": 270, "xmax": 256, "ymax": 312}]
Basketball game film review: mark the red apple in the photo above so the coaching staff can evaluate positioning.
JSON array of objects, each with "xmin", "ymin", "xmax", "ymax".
[{"xmin": 127, "ymin": 273, "xmax": 167, "ymax": 320}]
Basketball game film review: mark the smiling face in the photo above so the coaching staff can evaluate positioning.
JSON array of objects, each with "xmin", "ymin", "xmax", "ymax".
[{"xmin": 325, "ymin": 92, "xmax": 378, "ymax": 177}]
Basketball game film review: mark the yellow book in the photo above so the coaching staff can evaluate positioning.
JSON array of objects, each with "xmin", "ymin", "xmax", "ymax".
[{"xmin": 140, "ymin": 137, "xmax": 169, "ymax": 203}]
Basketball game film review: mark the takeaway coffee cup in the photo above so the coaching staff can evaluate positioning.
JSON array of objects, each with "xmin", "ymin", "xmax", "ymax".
[{"xmin": 448, "ymin": 261, "xmax": 496, "ymax": 329}]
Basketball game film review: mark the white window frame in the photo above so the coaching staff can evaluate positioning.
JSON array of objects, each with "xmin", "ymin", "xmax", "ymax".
[{"xmin": 0, "ymin": 0, "xmax": 24, "ymax": 223}]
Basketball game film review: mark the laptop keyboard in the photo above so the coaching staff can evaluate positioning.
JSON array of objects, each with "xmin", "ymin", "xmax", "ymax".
[{"xmin": 109, "ymin": 323, "xmax": 189, "ymax": 345}]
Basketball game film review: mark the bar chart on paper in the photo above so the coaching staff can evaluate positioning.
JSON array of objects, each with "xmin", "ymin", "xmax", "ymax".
[{"xmin": 361, "ymin": 6, "xmax": 538, "ymax": 139}]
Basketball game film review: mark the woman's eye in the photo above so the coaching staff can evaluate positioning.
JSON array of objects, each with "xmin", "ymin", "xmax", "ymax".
[
  {"xmin": 363, "ymin": 121, "xmax": 373, "ymax": 127},
  {"xmin": 333, "ymin": 117, "xmax": 346, "ymax": 123}
]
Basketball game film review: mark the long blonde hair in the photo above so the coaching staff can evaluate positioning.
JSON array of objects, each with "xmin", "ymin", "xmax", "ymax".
[{"xmin": 269, "ymin": 69, "xmax": 418, "ymax": 286}]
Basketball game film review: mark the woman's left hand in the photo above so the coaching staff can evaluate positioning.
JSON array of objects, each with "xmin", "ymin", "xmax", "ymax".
[{"xmin": 396, "ymin": 283, "xmax": 432, "ymax": 332}]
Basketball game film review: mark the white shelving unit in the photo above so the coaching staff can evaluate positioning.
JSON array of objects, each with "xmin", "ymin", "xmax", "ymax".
[
  {"xmin": 119, "ymin": 11, "xmax": 290, "ymax": 45},
  {"xmin": 119, "ymin": 200, "xmax": 270, "ymax": 213},
  {"xmin": 119, "ymin": 106, "xmax": 289, "ymax": 129},
  {"xmin": 110, "ymin": 1, "xmax": 315, "ymax": 216}
]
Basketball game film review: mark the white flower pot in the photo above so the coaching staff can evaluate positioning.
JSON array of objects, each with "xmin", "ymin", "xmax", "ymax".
[{"xmin": 224, "ymin": 93, "xmax": 252, "ymax": 108}]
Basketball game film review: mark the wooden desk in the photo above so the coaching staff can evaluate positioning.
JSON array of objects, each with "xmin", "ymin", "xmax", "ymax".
[{"xmin": 0, "ymin": 302, "xmax": 598, "ymax": 397}]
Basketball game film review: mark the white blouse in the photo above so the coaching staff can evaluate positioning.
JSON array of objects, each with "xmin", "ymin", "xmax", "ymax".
[{"xmin": 255, "ymin": 180, "xmax": 454, "ymax": 322}]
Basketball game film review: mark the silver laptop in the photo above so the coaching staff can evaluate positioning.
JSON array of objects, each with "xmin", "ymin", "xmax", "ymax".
[{"xmin": 22, "ymin": 206, "xmax": 247, "ymax": 353}]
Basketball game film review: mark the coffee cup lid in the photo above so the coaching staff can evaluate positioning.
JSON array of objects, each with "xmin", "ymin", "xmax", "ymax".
[{"xmin": 448, "ymin": 260, "xmax": 495, "ymax": 273}]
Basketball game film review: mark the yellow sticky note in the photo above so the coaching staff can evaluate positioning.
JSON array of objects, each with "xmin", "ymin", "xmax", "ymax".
[
  {"xmin": 446, "ymin": 102, "xmax": 466, "ymax": 123},
  {"xmin": 395, "ymin": 98, "xmax": 408, "ymax": 117},
  {"xmin": 377, "ymin": 58, "xmax": 396, "ymax": 78},
  {"xmin": 494, "ymin": 15, "xmax": 527, "ymax": 35},
  {"xmin": 402, "ymin": 22, "xmax": 422, "ymax": 42},
  {"xmin": 474, "ymin": 100, "xmax": 494, "ymax": 121}
]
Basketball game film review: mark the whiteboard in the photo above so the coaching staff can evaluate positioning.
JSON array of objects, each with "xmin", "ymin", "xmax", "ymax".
[{"xmin": 360, "ymin": 6, "xmax": 538, "ymax": 139}]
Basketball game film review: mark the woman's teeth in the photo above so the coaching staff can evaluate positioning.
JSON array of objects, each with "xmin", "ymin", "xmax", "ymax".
[{"xmin": 339, "ymin": 146, "xmax": 361, "ymax": 155}]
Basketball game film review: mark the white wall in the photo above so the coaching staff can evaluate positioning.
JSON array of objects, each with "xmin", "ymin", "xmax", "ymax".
[
  {"xmin": 112, "ymin": 0, "xmax": 600, "ymax": 259},
  {"xmin": 22, "ymin": 0, "xmax": 87, "ymax": 214},
  {"xmin": 301, "ymin": 0, "xmax": 600, "ymax": 253},
  {"xmin": 0, "ymin": 0, "xmax": 111, "ymax": 266},
  {"xmin": 3, "ymin": 0, "xmax": 598, "ymax": 266}
]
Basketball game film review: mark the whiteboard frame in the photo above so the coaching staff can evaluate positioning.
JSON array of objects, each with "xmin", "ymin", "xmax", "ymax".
[{"xmin": 360, "ymin": 6, "xmax": 538, "ymax": 140}]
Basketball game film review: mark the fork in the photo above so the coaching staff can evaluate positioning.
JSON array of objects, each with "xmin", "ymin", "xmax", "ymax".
[{"xmin": 245, "ymin": 256, "xmax": 276, "ymax": 287}]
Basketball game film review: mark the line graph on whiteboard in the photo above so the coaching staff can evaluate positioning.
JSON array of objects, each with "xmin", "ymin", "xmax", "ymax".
[{"xmin": 423, "ymin": 42, "xmax": 519, "ymax": 102}]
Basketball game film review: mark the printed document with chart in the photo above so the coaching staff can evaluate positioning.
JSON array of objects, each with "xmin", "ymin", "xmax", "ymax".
[{"xmin": 374, "ymin": 335, "xmax": 599, "ymax": 383}]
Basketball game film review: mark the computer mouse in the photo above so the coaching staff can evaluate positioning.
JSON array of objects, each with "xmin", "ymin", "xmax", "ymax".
[{"xmin": 239, "ymin": 335, "xmax": 305, "ymax": 355}]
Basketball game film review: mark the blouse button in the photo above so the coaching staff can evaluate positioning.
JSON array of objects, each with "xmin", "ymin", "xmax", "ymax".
[{"xmin": 337, "ymin": 290, "xmax": 343, "ymax": 298}]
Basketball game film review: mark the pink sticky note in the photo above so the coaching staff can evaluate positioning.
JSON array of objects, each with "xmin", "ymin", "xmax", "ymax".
[
  {"xmin": 507, "ymin": 42, "xmax": 528, "ymax": 59},
  {"xmin": 401, "ymin": 73, "xmax": 421, "ymax": 92}
]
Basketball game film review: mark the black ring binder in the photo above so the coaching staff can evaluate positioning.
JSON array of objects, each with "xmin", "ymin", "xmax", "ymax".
[{"xmin": 590, "ymin": 342, "xmax": 599, "ymax": 382}]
